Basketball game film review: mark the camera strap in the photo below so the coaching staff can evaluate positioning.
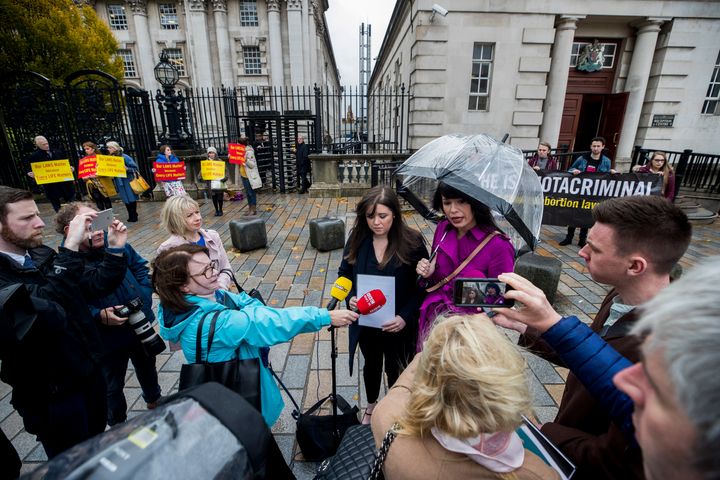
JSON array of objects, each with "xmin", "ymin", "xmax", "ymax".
[{"xmin": 425, "ymin": 231, "xmax": 499, "ymax": 293}]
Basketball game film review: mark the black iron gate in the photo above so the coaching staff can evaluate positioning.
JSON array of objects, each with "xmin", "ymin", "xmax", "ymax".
[{"xmin": 0, "ymin": 70, "xmax": 156, "ymax": 191}]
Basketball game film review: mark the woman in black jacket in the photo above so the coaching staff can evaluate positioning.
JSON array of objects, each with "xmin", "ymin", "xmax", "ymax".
[{"xmin": 338, "ymin": 186, "xmax": 428, "ymax": 424}]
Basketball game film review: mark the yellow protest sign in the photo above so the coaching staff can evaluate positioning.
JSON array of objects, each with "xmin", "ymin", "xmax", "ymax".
[
  {"xmin": 201, "ymin": 160, "xmax": 226, "ymax": 180},
  {"xmin": 31, "ymin": 160, "xmax": 74, "ymax": 185},
  {"xmin": 96, "ymin": 154, "xmax": 127, "ymax": 177}
]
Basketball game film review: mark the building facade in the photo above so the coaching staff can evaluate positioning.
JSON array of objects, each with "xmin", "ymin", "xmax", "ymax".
[
  {"xmin": 370, "ymin": 0, "xmax": 720, "ymax": 167},
  {"xmin": 91, "ymin": 0, "xmax": 340, "ymax": 91}
]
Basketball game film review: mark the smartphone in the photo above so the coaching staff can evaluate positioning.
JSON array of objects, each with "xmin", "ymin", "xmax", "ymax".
[
  {"xmin": 453, "ymin": 278, "xmax": 514, "ymax": 307},
  {"xmin": 90, "ymin": 208, "xmax": 115, "ymax": 232}
]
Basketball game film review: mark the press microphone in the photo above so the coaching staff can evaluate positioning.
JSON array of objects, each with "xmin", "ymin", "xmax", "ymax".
[
  {"xmin": 356, "ymin": 289, "xmax": 387, "ymax": 315},
  {"xmin": 326, "ymin": 276, "xmax": 352, "ymax": 310}
]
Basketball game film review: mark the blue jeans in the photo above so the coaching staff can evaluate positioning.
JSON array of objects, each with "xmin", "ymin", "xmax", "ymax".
[
  {"xmin": 102, "ymin": 342, "xmax": 161, "ymax": 426},
  {"xmin": 241, "ymin": 176, "xmax": 256, "ymax": 206}
]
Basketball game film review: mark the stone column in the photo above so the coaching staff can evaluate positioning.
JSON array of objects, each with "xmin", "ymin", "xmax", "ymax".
[
  {"xmin": 186, "ymin": 0, "xmax": 214, "ymax": 87},
  {"xmin": 211, "ymin": 0, "xmax": 233, "ymax": 87},
  {"xmin": 615, "ymin": 18, "xmax": 666, "ymax": 166},
  {"xmin": 308, "ymin": 0, "xmax": 319, "ymax": 85},
  {"xmin": 287, "ymin": 0, "xmax": 305, "ymax": 86},
  {"xmin": 126, "ymin": 0, "xmax": 157, "ymax": 89},
  {"xmin": 267, "ymin": 0, "xmax": 285, "ymax": 86},
  {"xmin": 539, "ymin": 15, "xmax": 584, "ymax": 147}
]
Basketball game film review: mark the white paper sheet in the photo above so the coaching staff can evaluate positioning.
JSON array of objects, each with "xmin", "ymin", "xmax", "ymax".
[{"xmin": 357, "ymin": 274, "xmax": 396, "ymax": 329}]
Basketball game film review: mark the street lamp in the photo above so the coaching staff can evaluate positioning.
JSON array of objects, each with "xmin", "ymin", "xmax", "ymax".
[{"xmin": 154, "ymin": 51, "xmax": 192, "ymax": 149}]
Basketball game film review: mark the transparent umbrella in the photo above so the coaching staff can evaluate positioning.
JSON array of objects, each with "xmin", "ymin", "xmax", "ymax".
[{"xmin": 394, "ymin": 134, "xmax": 544, "ymax": 251}]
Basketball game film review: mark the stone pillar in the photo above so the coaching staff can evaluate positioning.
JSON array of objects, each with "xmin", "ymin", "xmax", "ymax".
[
  {"xmin": 126, "ymin": 0, "xmax": 157, "ymax": 89},
  {"xmin": 539, "ymin": 15, "xmax": 584, "ymax": 147},
  {"xmin": 287, "ymin": 0, "xmax": 305, "ymax": 86},
  {"xmin": 186, "ymin": 0, "xmax": 214, "ymax": 87},
  {"xmin": 308, "ymin": 0, "xmax": 319, "ymax": 85},
  {"xmin": 211, "ymin": 0, "xmax": 233, "ymax": 87},
  {"xmin": 615, "ymin": 18, "xmax": 666, "ymax": 166},
  {"xmin": 267, "ymin": 0, "xmax": 285, "ymax": 86}
]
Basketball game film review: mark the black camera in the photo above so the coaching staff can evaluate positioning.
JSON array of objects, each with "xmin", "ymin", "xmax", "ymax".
[{"xmin": 114, "ymin": 298, "xmax": 166, "ymax": 356}]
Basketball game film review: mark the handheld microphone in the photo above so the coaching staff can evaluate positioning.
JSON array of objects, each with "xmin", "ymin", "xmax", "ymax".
[
  {"xmin": 326, "ymin": 276, "xmax": 352, "ymax": 310},
  {"xmin": 356, "ymin": 289, "xmax": 387, "ymax": 315}
]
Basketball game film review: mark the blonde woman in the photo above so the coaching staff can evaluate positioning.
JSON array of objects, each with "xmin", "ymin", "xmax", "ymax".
[
  {"xmin": 371, "ymin": 314, "xmax": 559, "ymax": 480},
  {"xmin": 632, "ymin": 151, "xmax": 676, "ymax": 201},
  {"xmin": 157, "ymin": 195, "xmax": 232, "ymax": 290}
]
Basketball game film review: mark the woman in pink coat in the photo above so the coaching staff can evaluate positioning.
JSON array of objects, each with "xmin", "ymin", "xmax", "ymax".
[
  {"xmin": 416, "ymin": 183, "xmax": 514, "ymax": 350},
  {"xmin": 156, "ymin": 195, "xmax": 232, "ymax": 290}
]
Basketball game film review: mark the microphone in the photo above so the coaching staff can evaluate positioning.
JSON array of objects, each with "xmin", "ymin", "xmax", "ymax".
[
  {"xmin": 326, "ymin": 276, "xmax": 352, "ymax": 310},
  {"xmin": 356, "ymin": 289, "xmax": 387, "ymax": 315}
]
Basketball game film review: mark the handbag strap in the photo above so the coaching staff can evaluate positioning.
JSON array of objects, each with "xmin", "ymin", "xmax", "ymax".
[
  {"xmin": 369, "ymin": 422, "xmax": 400, "ymax": 480},
  {"xmin": 425, "ymin": 231, "xmax": 499, "ymax": 293},
  {"xmin": 194, "ymin": 310, "xmax": 221, "ymax": 364}
]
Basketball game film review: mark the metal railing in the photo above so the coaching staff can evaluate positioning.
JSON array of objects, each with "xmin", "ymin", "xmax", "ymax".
[{"xmin": 631, "ymin": 146, "xmax": 720, "ymax": 193}]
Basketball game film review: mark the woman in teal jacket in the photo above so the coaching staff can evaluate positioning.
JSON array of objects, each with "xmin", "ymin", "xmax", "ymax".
[{"xmin": 152, "ymin": 243, "xmax": 358, "ymax": 426}]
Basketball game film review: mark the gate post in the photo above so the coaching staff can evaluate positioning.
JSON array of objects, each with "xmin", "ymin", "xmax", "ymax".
[
  {"xmin": 675, "ymin": 149, "xmax": 693, "ymax": 189},
  {"xmin": 314, "ymin": 84, "xmax": 322, "ymax": 150}
]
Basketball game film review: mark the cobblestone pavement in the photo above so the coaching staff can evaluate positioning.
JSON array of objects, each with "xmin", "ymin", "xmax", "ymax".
[{"xmin": 2, "ymin": 193, "xmax": 718, "ymax": 477}]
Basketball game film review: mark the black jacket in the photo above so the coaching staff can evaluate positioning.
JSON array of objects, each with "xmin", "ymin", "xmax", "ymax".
[
  {"xmin": 0, "ymin": 246, "xmax": 126, "ymax": 407},
  {"xmin": 338, "ymin": 233, "xmax": 428, "ymax": 374},
  {"xmin": 296, "ymin": 143, "xmax": 310, "ymax": 171}
]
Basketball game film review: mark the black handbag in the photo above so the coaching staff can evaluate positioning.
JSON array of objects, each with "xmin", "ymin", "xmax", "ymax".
[
  {"xmin": 178, "ymin": 310, "xmax": 262, "ymax": 411},
  {"xmin": 314, "ymin": 423, "xmax": 398, "ymax": 480},
  {"xmin": 296, "ymin": 394, "xmax": 360, "ymax": 462}
]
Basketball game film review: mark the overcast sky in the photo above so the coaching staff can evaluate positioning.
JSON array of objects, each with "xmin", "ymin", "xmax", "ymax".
[{"xmin": 325, "ymin": 1, "xmax": 396, "ymax": 86}]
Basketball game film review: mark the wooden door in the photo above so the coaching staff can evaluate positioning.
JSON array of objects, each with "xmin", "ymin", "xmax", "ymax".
[
  {"xmin": 558, "ymin": 93, "xmax": 583, "ymax": 151},
  {"xmin": 598, "ymin": 92, "xmax": 629, "ymax": 164}
]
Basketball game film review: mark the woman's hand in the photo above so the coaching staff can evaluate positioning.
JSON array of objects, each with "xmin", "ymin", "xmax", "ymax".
[
  {"xmin": 416, "ymin": 257, "xmax": 435, "ymax": 279},
  {"xmin": 329, "ymin": 309, "xmax": 359, "ymax": 327},
  {"xmin": 100, "ymin": 306, "xmax": 128, "ymax": 326},
  {"xmin": 632, "ymin": 165, "xmax": 641, "ymax": 173},
  {"xmin": 382, "ymin": 315, "xmax": 406, "ymax": 333},
  {"xmin": 348, "ymin": 296, "xmax": 358, "ymax": 310}
]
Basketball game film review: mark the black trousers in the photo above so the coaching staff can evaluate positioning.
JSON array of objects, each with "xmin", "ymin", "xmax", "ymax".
[
  {"xmin": 211, "ymin": 191, "xmax": 224, "ymax": 212},
  {"xmin": 566, "ymin": 226, "xmax": 588, "ymax": 241},
  {"xmin": 298, "ymin": 168, "xmax": 311, "ymax": 192},
  {"xmin": 44, "ymin": 182, "xmax": 75, "ymax": 212},
  {"xmin": 0, "ymin": 428, "xmax": 20, "ymax": 480},
  {"xmin": 15, "ymin": 370, "xmax": 107, "ymax": 459},
  {"xmin": 358, "ymin": 327, "xmax": 413, "ymax": 404}
]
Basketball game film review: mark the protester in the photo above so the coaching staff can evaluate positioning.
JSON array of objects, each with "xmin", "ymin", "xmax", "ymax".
[
  {"xmin": 151, "ymin": 243, "xmax": 358, "ymax": 427},
  {"xmin": 560, "ymin": 136, "xmax": 614, "ymax": 247},
  {"xmin": 238, "ymin": 136, "xmax": 262, "ymax": 216},
  {"xmin": 81, "ymin": 141, "xmax": 115, "ymax": 211},
  {"xmin": 157, "ymin": 195, "xmax": 232, "ymax": 291},
  {"xmin": 371, "ymin": 314, "xmax": 559, "ymax": 480},
  {"xmin": 493, "ymin": 195, "xmax": 691, "ymax": 479},
  {"xmin": 415, "ymin": 181, "xmax": 514, "ymax": 349},
  {"xmin": 492, "ymin": 256, "xmax": 720, "ymax": 480},
  {"xmin": 527, "ymin": 141, "xmax": 557, "ymax": 171},
  {"xmin": 106, "ymin": 141, "xmax": 140, "ymax": 223},
  {"xmin": 0, "ymin": 186, "xmax": 128, "ymax": 458},
  {"xmin": 632, "ymin": 151, "xmax": 676, "ymax": 201},
  {"xmin": 155, "ymin": 144, "xmax": 186, "ymax": 198},
  {"xmin": 200, "ymin": 146, "xmax": 227, "ymax": 216},
  {"xmin": 338, "ymin": 186, "xmax": 428, "ymax": 424},
  {"xmin": 295, "ymin": 135, "xmax": 311, "ymax": 193},
  {"xmin": 55, "ymin": 202, "xmax": 162, "ymax": 426},
  {"xmin": 25, "ymin": 135, "xmax": 75, "ymax": 212}
]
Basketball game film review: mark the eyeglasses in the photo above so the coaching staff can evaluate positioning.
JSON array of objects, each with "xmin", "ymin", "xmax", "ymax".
[{"xmin": 190, "ymin": 259, "xmax": 219, "ymax": 279}]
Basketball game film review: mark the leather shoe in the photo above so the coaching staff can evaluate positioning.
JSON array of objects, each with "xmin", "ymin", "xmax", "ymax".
[{"xmin": 558, "ymin": 237, "xmax": 572, "ymax": 246}]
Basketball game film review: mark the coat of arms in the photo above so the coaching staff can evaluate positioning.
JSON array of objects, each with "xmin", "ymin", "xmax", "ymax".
[{"xmin": 577, "ymin": 40, "xmax": 605, "ymax": 72}]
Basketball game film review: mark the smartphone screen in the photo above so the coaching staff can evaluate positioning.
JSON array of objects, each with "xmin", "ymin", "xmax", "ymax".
[
  {"xmin": 90, "ymin": 208, "xmax": 115, "ymax": 232},
  {"xmin": 453, "ymin": 278, "xmax": 514, "ymax": 307}
]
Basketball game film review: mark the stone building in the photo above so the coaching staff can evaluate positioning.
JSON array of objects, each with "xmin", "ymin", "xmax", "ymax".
[
  {"xmin": 90, "ymin": 0, "xmax": 340, "ymax": 91},
  {"xmin": 370, "ymin": 0, "xmax": 720, "ymax": 167}
]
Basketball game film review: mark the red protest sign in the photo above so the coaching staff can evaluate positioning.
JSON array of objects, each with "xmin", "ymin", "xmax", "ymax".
[
  {"xmin": 228, "ymin": 143, "xmax": 246, "ymax": 165},
  {"xmin": 154, "ymin": 161, "xmax": 186, "ymax": 181},
  {"xmin": 78, "ymin": 155, "xmax": 98, "ymax": 179}
]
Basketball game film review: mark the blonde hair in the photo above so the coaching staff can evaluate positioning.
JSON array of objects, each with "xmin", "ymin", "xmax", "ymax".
[
  {"xmin": 399, "ymin": 315, "xmax": 531, "ymax": 438},
  {"xmin": 106, "ymin": 141, "xmax": 123, "ymax": 155},
  {"xmin": 160, "ymin": 195, "xmax": 200, "ymax": 236}
]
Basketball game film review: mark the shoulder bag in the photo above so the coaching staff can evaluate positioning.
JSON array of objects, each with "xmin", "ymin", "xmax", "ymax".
[
  {"xmin": 425, "ymin": 231, "xmax": 499, "ymax": 293},
  {"xmin": 178, "ymin": 310, "xmax": 262, "ymax": 411}
]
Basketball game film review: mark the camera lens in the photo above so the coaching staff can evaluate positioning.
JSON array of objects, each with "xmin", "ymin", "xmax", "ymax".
[{"xmin": 127, "ymin": 310, "xmax": 167, "ymax": 357}]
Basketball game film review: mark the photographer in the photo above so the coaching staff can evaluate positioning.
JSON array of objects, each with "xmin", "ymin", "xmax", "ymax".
[
  {"xmin": 0, "ymin": 187, "xmax": 127, "ymax": 458},
  {"xmin": 55, "ymin": 202, "xmax": 162, "ymax": 426}
]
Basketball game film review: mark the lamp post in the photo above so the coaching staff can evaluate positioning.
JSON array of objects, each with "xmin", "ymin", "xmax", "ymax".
[{"xmin": 154, "ymin": 51, "xmax": 192, "ymax": 149}]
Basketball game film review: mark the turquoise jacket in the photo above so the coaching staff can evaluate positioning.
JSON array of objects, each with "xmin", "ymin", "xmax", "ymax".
[{"xmin": 159, "ymin": 290, "xmax": 331, "ymax": 426}]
